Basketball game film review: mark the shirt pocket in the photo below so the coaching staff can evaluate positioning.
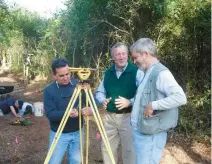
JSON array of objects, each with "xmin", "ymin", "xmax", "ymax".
[
  {"xmin": 142, "ymin": 89, "xmax": 151, "ymax": 105},
  {"xmin": 142, "ymin": 115, "xmax": 160, "ymax": 134}
]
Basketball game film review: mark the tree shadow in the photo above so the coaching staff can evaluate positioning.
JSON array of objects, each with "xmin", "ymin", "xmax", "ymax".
[{"xmin": 166, "ymin": 133, "xmax": 211, "ymax": 164}]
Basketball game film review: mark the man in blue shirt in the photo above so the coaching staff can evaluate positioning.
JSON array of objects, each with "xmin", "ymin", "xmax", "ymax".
[
  {"xmin": 96, "ymin": 43, "xmax": 144, "ymax": 164},
  {"xmin": 0, "ymin": 98, "xmax": 22, "ymax": 117},
  {"xmin": 43, "ymin": 58, "xmax": 92, "ymax": 164}
]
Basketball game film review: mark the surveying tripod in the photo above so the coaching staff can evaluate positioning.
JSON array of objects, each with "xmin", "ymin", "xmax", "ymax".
[{"xmin": 44, "ymin": 68, "xmax": 115, "ymax": 164}]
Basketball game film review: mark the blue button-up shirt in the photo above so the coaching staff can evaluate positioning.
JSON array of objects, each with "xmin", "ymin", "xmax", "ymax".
[{"xmin": 95, "ymin": 63, "xmax": 144, "ymax": 105}]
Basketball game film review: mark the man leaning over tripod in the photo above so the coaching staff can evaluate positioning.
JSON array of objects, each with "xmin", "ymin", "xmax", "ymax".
[{"xmin": 43, "ymin": 58, "xmax": 92, "ymax": 164}]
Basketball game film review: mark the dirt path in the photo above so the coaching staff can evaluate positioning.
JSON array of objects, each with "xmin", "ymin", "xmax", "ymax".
[{"xmin": 0, "ymin": 71, "xmax": 210, "ymax": 164}]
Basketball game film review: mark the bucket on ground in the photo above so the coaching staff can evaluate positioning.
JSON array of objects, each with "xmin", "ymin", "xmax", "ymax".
[
  {"xmin": 33, "ymin": 102, "xmax": 44, "ymax": 117},
  {"xmin": 0, "ymin": 109, "xmax": 3, "ymax": 116}
]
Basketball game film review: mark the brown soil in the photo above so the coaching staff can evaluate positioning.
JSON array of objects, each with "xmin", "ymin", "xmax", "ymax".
[{"xmin": 0, "ymin": 71, "xmax": 211, "ymax": 164}]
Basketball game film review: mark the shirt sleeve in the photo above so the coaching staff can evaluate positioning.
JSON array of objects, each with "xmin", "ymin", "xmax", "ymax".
[
  {"xmin": 130, "ymin": 69, "xmax": 145, "ymax": 105},
  {"xmin": 7, "ymin": 98, "xmax": 15, "ymax": 107},
  {"xmin": 18, "ymin": 109, "xmax": 24, "ymax": 116},
  {"xmin": 152, "ymin": 70, "xmax": 187, "ymax": 110},
  {"xmin": 95, "ymin": 76, "xmax": 106, "ymax": 105},
  {"xmin": 44, "ymin": 88, "xmax": 65, "ymax": 122},
  {"xmin": 136, "ymin": 69, "xmax": 144, "ymax": 87}
]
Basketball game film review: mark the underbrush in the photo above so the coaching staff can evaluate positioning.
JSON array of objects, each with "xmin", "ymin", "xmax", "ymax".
[{"xmin": 177, "ymin": 89, "xmax": 211, "ymax": 144}]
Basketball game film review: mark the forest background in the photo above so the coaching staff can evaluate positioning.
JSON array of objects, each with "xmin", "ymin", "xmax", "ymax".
[{"xmin": 0, "ymin": 0, "xmax": 211, "ymax": 143}]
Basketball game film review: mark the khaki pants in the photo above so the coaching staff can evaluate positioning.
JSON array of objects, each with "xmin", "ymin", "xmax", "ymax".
[{"xmin": 101, "ymin": 112, "xmax": 135, "ymax": 164}]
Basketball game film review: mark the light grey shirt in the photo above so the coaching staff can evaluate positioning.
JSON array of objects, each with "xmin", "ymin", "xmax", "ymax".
[
  {"xmin": 18, "ymin": 102, "xmax": 35, "ymax": 116},
  {"xmin": 131, "ymin": 63, "xmax": 187, "ymax": 130}
]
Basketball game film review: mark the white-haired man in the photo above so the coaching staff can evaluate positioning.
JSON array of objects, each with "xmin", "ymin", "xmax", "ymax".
[{"xmin": 130, "ymin": 38, "xmax": 187, "ymax": 164}]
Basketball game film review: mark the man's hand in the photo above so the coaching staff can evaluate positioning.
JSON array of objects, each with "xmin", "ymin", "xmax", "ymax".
[
  {"xmin": 82, "ymin": 107, "xmax": 93, "ymax": 116},
  {"xmin": 114, "ymin": 96, "xmax": 131, "ymax": 110},
  {"xmin": 144, "ymin": 104, "xmax": 153, "ymax": 117},
  {"xmin": 10, "ymin": 106, "xmax": 22, "ymax": 118},
  {"xmin": 16, "ymin": 114, "xmax": 22, "ymax": 118},
  {"xmin": 103, "ymin": 97, "xmax": 112, "ymax": 110},
  {"xmin": 70, "ymin": 108, "xmax": 78, "ymax": 117}
]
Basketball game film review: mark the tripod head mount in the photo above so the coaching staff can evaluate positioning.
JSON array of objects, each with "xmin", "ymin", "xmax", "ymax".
[{"xmin": 69, "ymin": 67, "xmax": 96, "ymax": 81}]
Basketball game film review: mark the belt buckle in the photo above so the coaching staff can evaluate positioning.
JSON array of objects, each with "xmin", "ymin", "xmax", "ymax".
[{"xmin": 116, "ymin": 109, "xmax": 125, "ymax": 114}]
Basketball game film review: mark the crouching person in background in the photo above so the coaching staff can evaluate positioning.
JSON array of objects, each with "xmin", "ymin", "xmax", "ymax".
[
  {"xmin": 18, "ymin": 101, "xmax": 35, "ymax": 116},
  {"xmin": 0, "ymin": 98, "xmax": 22, "ymax": 117}
]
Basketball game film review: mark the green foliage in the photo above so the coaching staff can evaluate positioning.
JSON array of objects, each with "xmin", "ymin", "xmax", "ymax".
[
  {"xmin": 0, "ymin": 0, "xmax": 210, "ymax": 142},
  {"xmin": 0, "ymin": 4, "xmax": 12, "ymax": 45},
  {"xmin": 0, "ymin": 5, "xmax": 49, "ymax": 79},
  {"xmin": 178, "ymin": 89, "xmax": 211, "ymax": 142},
  {"xmin": 62, "ymin": 0, "xmax": 211, "ymax": 141}
]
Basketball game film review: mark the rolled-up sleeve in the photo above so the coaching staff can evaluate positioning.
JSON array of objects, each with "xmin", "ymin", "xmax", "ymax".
[
  {"xmin": 152, "ymin": 70, "xmax": 187, "ymax": 110},
  {"xmin": 95, "ymin": 78, "xmax": 106, "ymax": 105},
  {"xmin": 130, "ymin": 69, "xmax": 145, "ymax": 105}
]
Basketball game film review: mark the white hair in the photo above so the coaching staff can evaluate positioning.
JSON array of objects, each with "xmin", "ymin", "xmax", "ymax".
[
  {"xmin": 130, "ymin": 38, "xmax": 157, "ymax": 57},
  {"xmin": 110, "ymin": 42, "xmax": 128, "ymax": 56}
]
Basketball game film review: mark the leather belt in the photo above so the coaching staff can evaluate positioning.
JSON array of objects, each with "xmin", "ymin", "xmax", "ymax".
[{"xmin": 115, "ymin": 107, "xmax": 132, "ymax": 114}]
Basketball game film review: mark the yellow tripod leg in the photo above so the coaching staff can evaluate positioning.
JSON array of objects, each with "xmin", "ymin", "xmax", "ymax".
[
  {"xmin": 79, "ymin": 85, "xmax": 90, "ymax": 164},
  {"xmin": 79, "ymin": 92, "xmax": 84, "ymax": 164},
  {"xmin": 87, "ymin": 89, "xmax": 115, "ymax": 164},
  {"xmin": 84, "ymin": 88, "xmax": 115, "ymax": 164},
  {"xmin": 44, "ymin": 87, "xmax": 81, "ymax": 164},
  {"xmin": 44, "ymin": 86, "xmax": 81, "ymax": 164},
  {"xmin": 86, "ymin": 89, "xmax": 115, "ymax": 164},
  {"xmin": 85, "ymin": 91, "xmax": 89, "ymax": 164},
  {"xmin": 56, "ymin": 87, "xmax": 79, "ymax": 135}
]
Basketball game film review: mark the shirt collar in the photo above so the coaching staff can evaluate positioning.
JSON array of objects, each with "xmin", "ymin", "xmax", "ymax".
[
  {"xmin": 145, "ymin": 60, "xmax": 160, "ymax": 73},
  {"xmin": 115, "ymin": 62, "xmax": 128, "ymax": 72},
  {"xmin": 56, "ymin": 80, "xmax": 73, "ymax": 88}
]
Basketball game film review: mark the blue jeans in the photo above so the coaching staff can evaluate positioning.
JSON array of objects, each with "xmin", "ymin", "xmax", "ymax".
[
  {"xmin": 48, "ymin": 130, "xmax": 83, "ymax": 164},
  {"xmin": 133, "ymin": 130, "xmax": 167, "ymax": 164}
]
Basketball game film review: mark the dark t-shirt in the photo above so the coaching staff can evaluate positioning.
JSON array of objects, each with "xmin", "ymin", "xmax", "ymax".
[{"xmin": 0, "ymin": 98, "xmax": 18, "ymax": 114}]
